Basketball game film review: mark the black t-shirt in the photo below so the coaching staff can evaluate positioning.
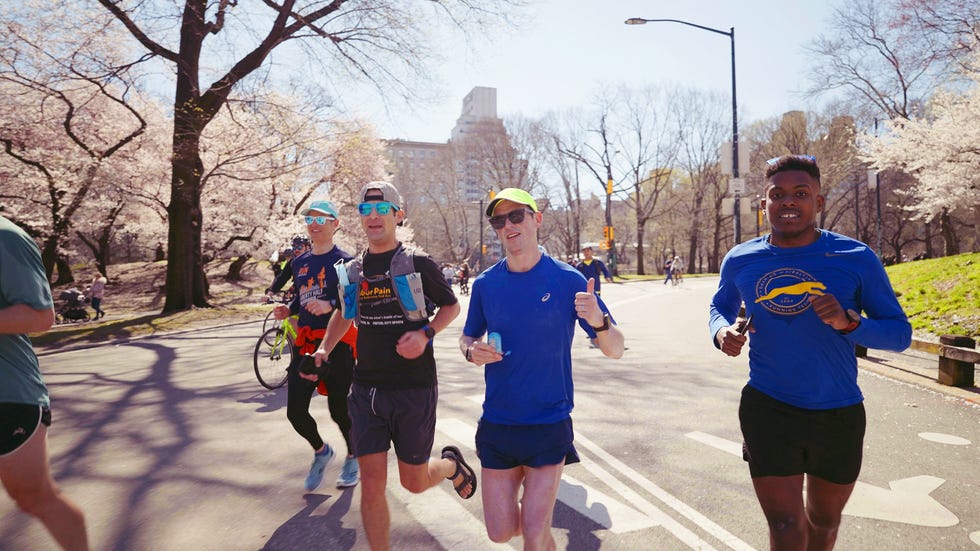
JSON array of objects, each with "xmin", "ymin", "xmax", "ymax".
[{"xmin": 354, "ymin": 245, "xmax": 458, "ymax": 388}]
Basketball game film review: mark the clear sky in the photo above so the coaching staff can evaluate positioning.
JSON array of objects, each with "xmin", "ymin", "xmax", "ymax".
[{"xmin": 353, "ymin": 0, "xmax": 836, "ymax": 143}]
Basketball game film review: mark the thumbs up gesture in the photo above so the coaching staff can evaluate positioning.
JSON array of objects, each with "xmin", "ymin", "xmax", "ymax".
[{"xmin": 574, "ymin": 278, "xmax": 604, "ymax": 327}]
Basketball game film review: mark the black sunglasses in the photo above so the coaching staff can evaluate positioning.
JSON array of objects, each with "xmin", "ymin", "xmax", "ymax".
[{"xmin": 489, "ymin": 209, "xmax": 534, "ymax": 230}]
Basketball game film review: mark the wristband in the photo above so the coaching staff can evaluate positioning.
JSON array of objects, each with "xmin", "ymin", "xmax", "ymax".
[
  {"xmin": 422, "ymin": 325, "xmax": 436, "ymax": 340},
  {"xmin": 591, "ymin": 313, "xmax": 610, "ymax": 332},
  {"xmin": 465, "ymin": 344, "xmax": 473, "ymax": 362}
]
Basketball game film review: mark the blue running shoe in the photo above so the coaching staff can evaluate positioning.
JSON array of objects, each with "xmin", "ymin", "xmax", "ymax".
[
  {"xmin": 336, "ymin": 456, "xmax": 360, "ymax": 488},
  {"xmin": 304, "ymin": 445, "xmax": 335, "ymax": 492}
]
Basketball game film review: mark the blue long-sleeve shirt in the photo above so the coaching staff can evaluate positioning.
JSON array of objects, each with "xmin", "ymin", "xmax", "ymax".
[{"xmin": 709, "ymin": 231, "xmax": 911, "ymax": 409}]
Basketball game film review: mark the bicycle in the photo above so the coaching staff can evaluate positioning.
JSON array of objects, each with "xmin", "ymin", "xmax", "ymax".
[
  {"xmin": 253, "ymin": 313, "xmax": 297, "ymax": 390},
  {"xmin": 261, "ymin": 290, "xmax": 294, "ymax": 334}
]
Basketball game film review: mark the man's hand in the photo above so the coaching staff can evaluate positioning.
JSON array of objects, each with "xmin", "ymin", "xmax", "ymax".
[
  {"xmin": 605, "ymin": 276, "xmax": 613, "ymax": 283},
  {"xmin": 464, "ymin": 340, "xmax": 504, "ymax": 366},
  {"xmin": 574, "ymin": 278, "xmax": 604, "ymax": 327},
  {"xmin": 396, "ymin": 328, "xmax": 430, "ymax": 360},
  {"xmin": 272, "ymin": 304, "xmax": 290, "ymax": 321},
  {"xmin": 715, "ymin": 317, "xmax": 751, "ymax": 357},
  {"xmin": 305, "ymin": 298, "xmax": 333, "ymax": 316},
  {"xmin": 809, "ymin": 293, "xmax": 849, "ymax": 330}
]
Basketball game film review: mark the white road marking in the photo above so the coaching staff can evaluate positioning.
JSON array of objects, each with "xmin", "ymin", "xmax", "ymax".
[
  {"xmin": 688, "ymin": 431, "xmax": 961, "ymax": 528},
  {"xmin": 918, "ymin": 432, "xmax": 971, "ymax": 445},
  {"xmin": 969, "ymin": 530, "xmax": 980, "ymax": 546},
  {"xmin": 843, "ymin": 475, "xmax": 958, "ymax": 527},
  {"xmin": 386, "ymin": 463, "xmax": 511, "ymax": 550},
  {"xmin": 575, "ymin": 432, "xmax": 756, "ymax": 551},
  {"xmin": 438, "ymin": 419, "xmax": 751, "ymax": 548},
  {"xmin": 686, "ymin": 431, "xmax": 742, "ymax": 457}
]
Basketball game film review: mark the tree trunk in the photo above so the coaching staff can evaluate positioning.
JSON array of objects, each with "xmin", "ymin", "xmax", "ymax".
[
  {"xmin": 939, "ymin": 207, "xmax": 958, "ymax": 257},
  {"xmin": 924, "ymin": 218, "xmax": 934, "ymax": 258},
  {"xmin": 635, "ymin": 219, "xmax": 646, "ymax": 275},
  {"xmin": 688, "ymin": 192, "xmax": 703, "ymax": 275},
  {"xmin": 163, "ymin": 109, "xmax": 211, "ymax": 312},
  {"xmin": 973, "ymin": 204, "xmax": 980, "ymax": 253},
  {"xmin": 226, "ymin": 253, "xmax": 251, "ymax": 281}
]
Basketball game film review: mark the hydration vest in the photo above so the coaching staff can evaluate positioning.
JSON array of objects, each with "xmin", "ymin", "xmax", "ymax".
[{"xmin": 336, "ymin": 244, "xmax": 431, "ymax": 323}]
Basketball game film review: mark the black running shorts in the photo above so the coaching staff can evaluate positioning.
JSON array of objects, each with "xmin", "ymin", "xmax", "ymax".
[
  {"xmin": 738, "ymin": 384, "xmax": 865, "ymax": 485},
  {"xmin": 0, "ymin": 403, "xmax": 51, "ymax": 456},
  {"xmin": 348, "ymin": 383, "xmax": 436, "ymax": 465}
]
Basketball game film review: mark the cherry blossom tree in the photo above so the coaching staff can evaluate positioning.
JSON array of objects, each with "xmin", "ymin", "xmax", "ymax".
[
  {"xmin": 94, "ymin": 0, "xmax": 525, "ymax": 312},
  {"xmin": 862, "ymin": 67, "xmax": 980, "ymax": 253}
]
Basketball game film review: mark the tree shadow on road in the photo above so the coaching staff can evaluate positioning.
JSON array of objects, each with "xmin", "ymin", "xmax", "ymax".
[{"xmin": 260, "ymin": 491, "xmax": 356, "ymax": 550}]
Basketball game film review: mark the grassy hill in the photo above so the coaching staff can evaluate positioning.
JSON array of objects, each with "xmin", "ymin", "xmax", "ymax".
[{"xmin": 885, "ymin": 252, "xmax": 979, "ymax": 340}]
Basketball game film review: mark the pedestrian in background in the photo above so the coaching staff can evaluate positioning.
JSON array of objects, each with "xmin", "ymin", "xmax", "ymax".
[
  {"xmin": 461, "ymin": 188, "xmax": 624, "ymax": 549},
  {"xmin": 574, "ymin": 245, "xmax": 613, "ymax": 295},
  {"xmin": 0, "ymin": 215, "xmax": 89, "ymax": 551},
  {"xmin": 709, "ymin": 154, "xmax": 911, "ymax": 550},
  {"xmin": 89, "ymin": 272, "xmax": 107, "ymax": 320}
]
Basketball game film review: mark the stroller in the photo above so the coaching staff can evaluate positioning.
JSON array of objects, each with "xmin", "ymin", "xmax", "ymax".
[{"xmin": 56, "ymin": 288, "xmax": 91, "ymax": 323}]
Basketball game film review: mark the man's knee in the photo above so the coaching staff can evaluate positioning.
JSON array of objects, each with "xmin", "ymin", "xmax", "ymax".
[
  {"xmin": 8, "ymin": 484, "xmax": 55, "ymax": 518},
  {"xmin": 767, "ymin": 513, "xmax": 806, "ymax": 536}
]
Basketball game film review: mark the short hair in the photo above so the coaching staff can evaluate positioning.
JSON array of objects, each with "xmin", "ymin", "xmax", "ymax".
[{"xmin": 764, "ymin": 154, "xmax": 820, "ymax": 184}]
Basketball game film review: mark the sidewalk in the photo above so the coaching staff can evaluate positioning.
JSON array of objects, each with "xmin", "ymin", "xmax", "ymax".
[{"xmin": 859, "ymin": 346, "xmax": 980, "ymax": 405}]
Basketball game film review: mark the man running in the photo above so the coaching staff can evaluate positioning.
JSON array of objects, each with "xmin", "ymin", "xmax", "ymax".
[
  {"xmin": 0, "ymin": 214, "xmax": 89, "ymax": 551},
  {"xmin": 709, "ymin": 154, "xmax": 911, "ymax": 550},
  {"xmin": 314, "ymin": 181, "xmax": 471, "ymax": 551},
  {"xmin": 272, "ymin": 200, "xmax": 359, "ymax": 491},
  {"xmin": 461, "ymin": 188, "xmax": 624, "ymax": 549}
]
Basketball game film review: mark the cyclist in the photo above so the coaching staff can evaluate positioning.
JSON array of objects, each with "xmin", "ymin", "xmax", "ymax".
[
  {"xmin": 671, "ymin": 255, "xmax": 684, "ymax": 284},
  {"xmin": 264, "ymin": 236, "xmax": 309, "ymax": 301},
  {"xmin": 271, "ymin": 201, "xmax": 359, "ymax": 491}
]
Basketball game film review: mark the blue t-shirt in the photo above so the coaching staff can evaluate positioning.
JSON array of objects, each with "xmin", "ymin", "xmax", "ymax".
[
  {"xmin": 463, "ymin": 254, "xmax": 610, "ymax": 425},
  {"xmin": 0, "ymin": 216, "xmax": 53, "ymax": 407},
  {"xmin": 575, "ymin": 258, "xmax": 611, "ymax": 293},
  {"xmin": 708, "ymin": 231, "xmax": 911, "ymax": 409}
]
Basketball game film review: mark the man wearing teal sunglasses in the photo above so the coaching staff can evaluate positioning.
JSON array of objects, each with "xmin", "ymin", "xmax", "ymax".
[{"xmin": 315, "ymin": 181, "xmax": 470, "ymax": 550}]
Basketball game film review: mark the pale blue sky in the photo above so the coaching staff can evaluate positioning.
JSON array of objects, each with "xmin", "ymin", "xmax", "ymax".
[{"xmin": 354, "ymin": 0, "xmax": 836, "ymax": 143}]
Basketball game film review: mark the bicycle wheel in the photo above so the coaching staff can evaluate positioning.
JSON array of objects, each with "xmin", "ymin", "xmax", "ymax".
[
  {"xmin": 254, "ymin": 328, "xmax": 290, "ymax": 390},
  {"xmin": 262, "ymin": 309, "xmax": 282, "ymax": 335}
]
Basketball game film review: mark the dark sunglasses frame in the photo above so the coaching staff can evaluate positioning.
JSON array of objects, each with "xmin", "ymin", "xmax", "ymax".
[{"xmin": 488, "ymin": 208, "xmax": 535, "ymax": 230}]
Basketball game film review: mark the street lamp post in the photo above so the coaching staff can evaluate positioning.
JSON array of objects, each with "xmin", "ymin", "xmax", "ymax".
[
  {"xmin": 478, "ymin": 197, "xmax": 485, "ymax": 272},
  {"xmin": 626, "ymin": 17, "xmax": 741, "ymax": 244}
]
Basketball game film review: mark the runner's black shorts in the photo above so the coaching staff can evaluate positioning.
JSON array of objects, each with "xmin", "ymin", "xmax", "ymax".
[
  {"xmin": 0, "ymin": 403, "xmax": 52, "ymax": 456},
  {"xmin": 738, "ymin": 384, "xmax": 865, "ymax": 485},
  {"xmin": 476, "ymin": 417, "xmax": 580, "ymax": 470},
  {"xmin": 348, "ymin": 383, "xmax": 436, "ymax": 465}
]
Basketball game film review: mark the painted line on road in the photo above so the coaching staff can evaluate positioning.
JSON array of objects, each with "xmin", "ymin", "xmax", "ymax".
[
  {"xmin": 575, "ymin": 431, "xmax": 757, "ymax": 551},
  {"xmin": 386, "ymin": 462, "xmax": 510, "ymax": 550},
  {"xmin": 687, "ymin": 431, "xmax": 960, "ymax": 528}
]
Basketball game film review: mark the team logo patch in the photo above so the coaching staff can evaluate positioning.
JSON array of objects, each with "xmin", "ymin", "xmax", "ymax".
[
  {"xmin": 297, "ymin": 265, "xmax": 310, "ymax": 277},
  {"xmin": 753, "ymin": 268, "xmax": 826, "ymax": 315},
  {"xmin": 541, "ymin": 293, "xmax": 551, "ymax": 302}
]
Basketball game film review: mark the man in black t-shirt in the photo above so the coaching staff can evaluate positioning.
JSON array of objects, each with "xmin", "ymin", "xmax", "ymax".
[{"xmin": 315, "ymin": 182, "xmax": 474, "ymax": 550}]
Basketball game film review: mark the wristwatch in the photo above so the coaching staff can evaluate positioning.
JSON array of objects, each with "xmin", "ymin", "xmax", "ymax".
[
  {"xmin": 422, "ymin": 325, "xmax": 436, "ymax": 340},
  {"xmin": 591, "ymin": 313, "xmax": 610, "ymax": 333},
  {"xmin": 839, "ymin": 309, "xmax": 861, "ymax": 334}
]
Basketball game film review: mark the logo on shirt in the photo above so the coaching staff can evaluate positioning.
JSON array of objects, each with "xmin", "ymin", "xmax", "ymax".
[
  {"xmin": 753, "ymin": 268, "xmax": 826, "ymax": 315},
  {"xmin": 541, "ymin": 293, "xmax": 551, "ymax": 302},
  {"xmin": 297, "ymin": 265, "xmax": 310, "ymax": 277}
]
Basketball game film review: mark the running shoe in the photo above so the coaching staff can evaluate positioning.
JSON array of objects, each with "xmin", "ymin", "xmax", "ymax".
[
  {"xmin": 304, "ymin": 444, "xmax": 335, "ymax": 491},
  {"xmin": 336, "ymin": 456, "xmax": 360, "ymax": 488}
]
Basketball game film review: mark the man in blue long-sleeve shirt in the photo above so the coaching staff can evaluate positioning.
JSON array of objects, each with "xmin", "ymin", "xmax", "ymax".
[{"xmin": 709, "ymin": 154, "xmax": 911, "ymax": 551}]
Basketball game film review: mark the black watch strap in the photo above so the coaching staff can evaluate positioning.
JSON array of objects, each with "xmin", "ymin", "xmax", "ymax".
[
  {"xmin": 423, "ymin": 325, "xmax": 436, "ymax": 340},
  {"xmin": 591, "ymin": 313, "xmax": 610, "ymax": 332}
]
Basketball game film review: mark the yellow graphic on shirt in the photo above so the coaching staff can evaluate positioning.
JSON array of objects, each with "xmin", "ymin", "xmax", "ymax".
[
  {"xmin": 754, "ymin": 281, "xmax": 826, "ymax": 303},
  {"xmin": 754, "ymin": 268, "xmax": 824, "ymax": 315}
]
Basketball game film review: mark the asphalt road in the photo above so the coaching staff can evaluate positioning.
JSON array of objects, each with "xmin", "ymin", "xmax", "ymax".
[{"xmin": 3, "ymin": 277, "xmax": 979, "ymax": 550}]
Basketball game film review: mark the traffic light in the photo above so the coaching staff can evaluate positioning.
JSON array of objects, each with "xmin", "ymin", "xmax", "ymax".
[{"xmin": 603, "ymin": 226, "xmax": 614, "ymax": 242}]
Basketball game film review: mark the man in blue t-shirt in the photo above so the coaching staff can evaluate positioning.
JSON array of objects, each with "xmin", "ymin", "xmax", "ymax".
[
  {"xmin": 460, "ymin": 188, "xmax": 625, "ymax": 549},
  {"xmin": 0, "ymin": 215, "xmax": 89, "ymax": 550},
  {"xmin": 709, "ymin": 155, "xmax": 911, "ymax": 550}
]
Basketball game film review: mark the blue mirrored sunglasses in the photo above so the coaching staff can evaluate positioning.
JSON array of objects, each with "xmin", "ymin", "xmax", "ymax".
[
  {"xmin": 358, "ymin": 202, "xmax": 398, "ymax": 216},
  {"xmin": 304, "ymin": 215, "xmax": 334, "ymax": 225},
  {"xmin": 766, "ymin": 154, "xmax": 816, "ymax": 166}
]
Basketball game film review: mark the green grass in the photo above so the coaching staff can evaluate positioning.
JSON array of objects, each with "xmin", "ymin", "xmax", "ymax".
[{"xmin": 885, "ymin": 252, "xmax": 979, "ymax": 339}]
